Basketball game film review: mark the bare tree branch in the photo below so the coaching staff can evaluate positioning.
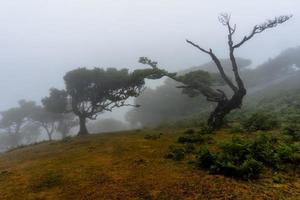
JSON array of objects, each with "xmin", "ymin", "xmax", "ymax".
[
  {"xmin": 186, "ymin": 40, "xmax": 211, "ymax": 54},
  {"xmin": 233, "ymin": 15, "xmax": 292, "ymax": 49},
  {"xmin": 186, "ymin": 39, "xmax": 238, "ymax": 92}
]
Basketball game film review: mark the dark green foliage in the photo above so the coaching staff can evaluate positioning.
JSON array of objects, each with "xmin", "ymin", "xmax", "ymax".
[
  {"xmin": 196, "ymin": 133, "xmax": 298, "ymax": 179},
  {"xmin": 198, "ymin": 124, "xmax": 214, "ymax": 135},
  {"xmin": 177, "ymin": 136, "xmax": 192, "ymax": 144},
  {"xmin": 282, "ymin": 125, "xmax": 300, "ymax": 141},
  {"xmin": 197, "ymin": 147, "xmax": 215, "ymax": 169},
  {"xmin": 177, "ymin": 134, "xmax": 213, "ymax": 144},
  {"xmin": 229, "ymin": 124, "xmax": 245, "ymax": 134},
  {"xmin": 219, "ymin": 137, "xmax": 251, "ymax": 162},
  {"xmin": 184, "ymin": 129, "xmax": 195, "ymax": 135},
  {"xmin": 197, "ymin": 141, "xmax": 263, "ymax": 180},
  {"xmin": 249, "ymin": 134, "xmax": 280, "ymax": 168},
  {"xmin": 249, "ymin": 134, "xmax": 300, "ymax": 167},
  {"xmin": 277, "ymin": 144, "xmax": 300, "ymax": 164},
  {"xmin": 241, "ymin": 112, "xmax": 279, "ymax": 131},
  {"xmin": 277, "ymin": 145, "xmax": 294, "ymax": 162},
  {"xmin": 45, "ymin": 64, "xmax": 168, "ymax": 135},
  {"xmin": 63, "ymin": 67, "xmax": 148, "ymax": 117},
  {"xmin": 184, "ymin": 143, "xmax": 196, "ymax": 154},
  {"xmin": 238, "ymin": 158, "xmax": 264, "ymax": 180},
  {"xmin": 164, "ymin": 116, "xmax": 209, "ymax": 129},
  {"xmin": 175, "ymin": 70, "xmax": 224, "ymax": 98},
  {"xmin": 290, "ymin": 152, "xmax": 300, "ymax": 164},
  {"xmin": 42, "ymin": 88, "xmax": 69, "ymax": 114},
  {"xmin": 166, "ymin": 146, "xmax": 185, "ymax": 161}
]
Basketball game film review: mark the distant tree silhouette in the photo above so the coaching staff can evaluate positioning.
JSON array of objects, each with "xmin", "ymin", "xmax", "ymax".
[
  {"xmin": 43, "ymin": 65, "xmax": 172, "ymax": 135},
  {"xmin": 31, "ymin": 106, "xmax": 59, "ymax": 141},
  {"xmin": 0, "ymin": 100, "xmax": 36, "ymax": 146},
  {"xmin": 55, "ymin": 113, "xmax": 77, "ymax": 138}
]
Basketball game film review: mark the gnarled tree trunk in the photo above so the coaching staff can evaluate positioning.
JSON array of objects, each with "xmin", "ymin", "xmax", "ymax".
[
  {"xmin": 78, "ymin": 116, "xmax": 88, "ymax": 135},
  {"xmin": 208, "ymin": 88, "xmax": 246, "ymax": 129}
]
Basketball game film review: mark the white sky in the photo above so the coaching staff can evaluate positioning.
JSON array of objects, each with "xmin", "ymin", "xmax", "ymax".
[{"xmin": 0, "ymin": 0, "xmax": 299, "ymax": 113}]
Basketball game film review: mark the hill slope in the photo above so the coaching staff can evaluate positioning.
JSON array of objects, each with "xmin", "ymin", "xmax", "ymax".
[{"xmin": 0, "ymin": 129, "xmax": 299, "ymax": 200}]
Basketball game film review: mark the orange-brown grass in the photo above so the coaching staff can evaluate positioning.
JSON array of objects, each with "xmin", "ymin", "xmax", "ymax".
[{"xmin": 0, "ymin": 128, "xmax": 299, "ymax": 200}]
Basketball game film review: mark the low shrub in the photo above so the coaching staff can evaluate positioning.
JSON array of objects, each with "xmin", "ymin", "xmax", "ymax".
[
  {"xmin": 198, "ymin": 125, "xmax": 214, "ymax": 135},
  {"xmin": 166, "ymin": 146, "xmax": 185, "ymax": 161},
  {"xmin": 249, "ymin": 134, "xmax": 280, "ymax": 168},
  {"xmin": 277, "ymin": 143, "xmax": 300, "ymax": 164},
  {"xmin": 184, "ymin": 129, "xmax": 195, "ymax": 135},
  {"xmin": 197, "ymin": 147, "xmax": 215, "ymax": 169},
  {"xmin": 196, "ymin": 134, "xmax": 298, "ymax": 179},
  {"xmin": 229, "ymin": 124, "xmax": 245, "ymax": 134},
  {"xmin": 184, "ymin": 143, "xmax": 196, "ymax": 154},
  {"xmin": 289, "ymin": 152, "xmax": 300, "ymax": 164},
  {"xmin": 282, "ymin": 124, "xmax": 300, "ymax": 141},
  {"xmin": 177, "ymin": 134, "xmax": 213, "ymax": 144},
  {"xmin": 159, "ymin": 117, "xmax": 208, "ymax": 129},
  {"xmin": 219, "ymin": 137, "xmax": 251, "ymax": 162},
  {"xmin": 144, "ymin": 133, "xmax": 163, "ymax": 140},
  {"xmin": 197, "ymin": 146, "xmax": 263, "ymax": 180},
  {"xmin": 241, "ymin": 112, "xmax": 279, "ymax": 132},
  {"xmin": 238, "ymin": 158, "xmax": 263, "ymax": 180}
]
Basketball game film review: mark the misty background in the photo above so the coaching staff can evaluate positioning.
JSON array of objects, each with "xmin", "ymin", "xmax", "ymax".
[{"xmin": 0, "ymin": 0, "xmax": 299, "ymax": 121}]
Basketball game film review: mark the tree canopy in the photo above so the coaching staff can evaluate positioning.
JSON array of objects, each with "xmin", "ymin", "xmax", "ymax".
[{"xmin": 43, "ymin": 64, "xmax": 172, "ymax": 135}]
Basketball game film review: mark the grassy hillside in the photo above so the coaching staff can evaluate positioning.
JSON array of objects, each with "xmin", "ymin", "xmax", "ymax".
[{"xmin": 0, "ymin": 129, "xmax": 299, "ymax": 200}]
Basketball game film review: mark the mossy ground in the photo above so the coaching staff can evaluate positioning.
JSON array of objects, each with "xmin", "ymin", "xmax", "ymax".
[{"xmin": 0, "ymin": 128, "xmax": 299, "ymax": 200}]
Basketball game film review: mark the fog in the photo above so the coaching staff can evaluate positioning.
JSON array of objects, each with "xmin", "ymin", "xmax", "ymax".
[
  {"xmin": 0, "ymin": 0, "xmax": 299, "ymax": 112},
  {"xmin": 1, "ymin": 2, "xmax": 300, "ymax": 196}
]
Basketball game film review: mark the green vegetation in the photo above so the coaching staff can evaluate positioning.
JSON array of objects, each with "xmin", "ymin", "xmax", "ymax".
[
  {"xmin": 0, "ymin": 129, "xmax": 299, "ymax": 199},
  {"xmin": 177, "ymin": 134, "xmax": 213, "ymax": 145},
  {"xmin": 178, "ymin": 131, "xmax": 300, "ymax": 180},
  {"xmin": 241, "ymin": 112, "xmax": 280, "ymax": 132},
  {"xmin": 282, "ymin": 124, "xmax": 300, "ymax": 141}
]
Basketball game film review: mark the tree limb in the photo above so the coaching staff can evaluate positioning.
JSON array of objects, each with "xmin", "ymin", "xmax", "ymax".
[
  {"xmin": 233, "ymin": 15, "xmax": 292, "ymax": 49},
  {"xmin": 186, "ymin": 39, "xmax": 238, "ymax": 92}
]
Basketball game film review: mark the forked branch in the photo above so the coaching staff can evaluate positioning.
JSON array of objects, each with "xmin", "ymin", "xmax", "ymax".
[
  {"xmin": 186, "ymin": 39, "xmax": 238, "ymax": 92},
  {"xmin": 233, "ymin": 15, "xmax": 292, "ymax": 49}
]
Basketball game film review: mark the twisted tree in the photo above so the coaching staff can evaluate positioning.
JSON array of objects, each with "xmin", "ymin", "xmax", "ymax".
[
  {"xmin": 43, "ymin": 65, "xmax": 172, "ymax": 135},
  {"xmin": 185, "ymin": 14, "xmax": 291, "ymax": 129},
  {"xmin": 141, "ymin": 14, "xmax": 292, "ymax": 130}
]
